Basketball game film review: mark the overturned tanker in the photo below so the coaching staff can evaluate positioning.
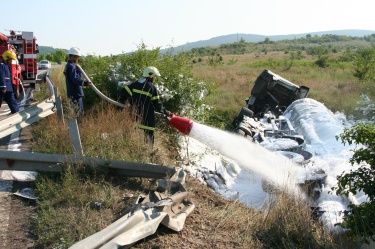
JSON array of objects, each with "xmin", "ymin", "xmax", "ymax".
[
  {"xmin": 233, "ymin": 69, "xmax": 311, "ymax": 159},
  {"xmin": 232, "ymin": 69, "xmax": 326, "ymax": 199}
]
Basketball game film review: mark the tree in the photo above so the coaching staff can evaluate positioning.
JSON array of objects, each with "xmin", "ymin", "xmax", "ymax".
[
  {"xmin": 54, "ymin": 49, "xmax": 67, "ymax": 64},
  {"xmin": 334, "ymin": 122, "xmax": 375, "ymax": 243},
  {"xmin": 352, "ymin": 47, "xmax": 375, "ymax": 81}
]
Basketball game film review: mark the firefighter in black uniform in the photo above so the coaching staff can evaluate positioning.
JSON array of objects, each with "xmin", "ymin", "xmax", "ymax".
[{"xmin": 119, "ymin": 66, "xmax": 172, "ymax": 144}]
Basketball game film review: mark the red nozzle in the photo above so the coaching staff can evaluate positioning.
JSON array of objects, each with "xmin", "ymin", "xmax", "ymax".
[{"xmin": 169, "ymin": 114, "xmax": 193, "ymax": 135}]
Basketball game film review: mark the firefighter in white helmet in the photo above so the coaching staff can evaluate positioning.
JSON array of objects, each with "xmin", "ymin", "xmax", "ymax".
[
  {"xmin": 119, "ymin": 66, "xmax": 172, "ymax": 144},
  {"xmin": 0, "ymin": 50, "xmax": 19, "ymax": 114},
  {"xmin": 63, "ymin": 47, "xmax": 91, "ymax": 119}
]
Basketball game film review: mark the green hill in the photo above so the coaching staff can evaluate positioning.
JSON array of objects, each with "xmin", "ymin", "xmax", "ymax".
[{"xmin": 38, "ymin": 46, "xmax": 67, "ymax": 55}]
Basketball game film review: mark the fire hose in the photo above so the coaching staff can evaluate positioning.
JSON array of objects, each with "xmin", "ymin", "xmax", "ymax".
[
  {"xmin": 77, "ymin": 64, "xmax": 125, "ymax": 108},
  {"xmin": 76, "ymin": 65, "xmax": 194, "ymax": 135}
]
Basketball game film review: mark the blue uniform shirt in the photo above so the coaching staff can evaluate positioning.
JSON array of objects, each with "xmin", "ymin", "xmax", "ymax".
[
  {"xmin": 0, "ymin": 62, "xmax": 14, "ymax": 92},
  {"xmin": 63, "ymin": 60, "xmax": 87, "ymax": 100}
]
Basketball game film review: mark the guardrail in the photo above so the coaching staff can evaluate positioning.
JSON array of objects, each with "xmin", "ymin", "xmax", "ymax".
[
  {"xmin": 0, "ymin": 150, "xmax": 176, "ymax": 178},
  {"xmin": 0, "ymin": 74, "xmax": 56, "ymax": 139}
]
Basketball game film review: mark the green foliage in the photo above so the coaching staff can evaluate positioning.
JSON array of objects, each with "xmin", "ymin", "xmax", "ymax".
[
  {"xmin": 351, "ymin": 47, "xmax": 375, "ymax": 98},
  {"xmin": 54, "ymin": 49, "xmax": 67, "ymax": 64},
  {"xmin": 352, "ymin": 47, "xmax": 375, "ymax": 81},
  {"xmin": 315, "ymin": 55, "xmax": 331, "ymax": 68},
  {"xmin": 306, "ymin": 46, "xmax": 329, "ymax": 55},
  {"xmin": 207, "ymin": 53, "xmax": 223, "ymax": 66},
  {"xmin": 37, "ymin": 48, "xmax": 67, "ymax": 64},
  {"xmin": 334, "ymin": 122, "xmax": 375, "ymax": 242},
  {"xmin": 79, "ymin": 43, "xmax": 209, "ymax": 120}
]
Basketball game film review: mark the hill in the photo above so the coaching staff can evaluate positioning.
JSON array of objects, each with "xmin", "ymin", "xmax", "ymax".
[
  {"xmin": 166, "ymin": 29, "xmax": 375, "ymax": 53},
  {"xmin": 37, "ymin": 29, "xmax": 375, "ymax": 56},
  {"xmin": 38, "ymin": 46, "xmax": 67, "ymax": 55}
]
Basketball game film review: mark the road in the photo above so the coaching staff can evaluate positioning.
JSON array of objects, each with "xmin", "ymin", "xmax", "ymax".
[{"xmin": 0, "ymin": 75, "xmax": 45, "ymax": 248}]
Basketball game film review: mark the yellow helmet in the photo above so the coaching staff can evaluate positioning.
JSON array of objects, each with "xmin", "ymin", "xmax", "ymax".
[
  {"xmin": 2, "ymin": 50, "xmax": 17, "ymax": 61},
  {"xmin": 143, "ymin": 66, "xmax": 161, "ymax": 78}
]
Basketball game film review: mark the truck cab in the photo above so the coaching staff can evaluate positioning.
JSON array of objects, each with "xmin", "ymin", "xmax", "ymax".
[{"xmin": 246, "ymin": 69, "xmax": 309, "ymax": 118}]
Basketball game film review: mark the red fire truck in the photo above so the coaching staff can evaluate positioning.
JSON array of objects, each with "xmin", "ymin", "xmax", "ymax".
[{"xmin": 0, "ymin": 30, "xmax": 39, "ymax": 98}]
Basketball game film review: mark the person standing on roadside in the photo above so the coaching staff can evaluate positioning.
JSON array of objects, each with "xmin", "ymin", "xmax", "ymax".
[
  {"xmin": 119, "ymin": 66, "xmax": 172, "ymax": 144},
  {"xmin": 64, "ymin": 47, "xmax": 91, "ymax": 119},
  {"xmin": 0, "ymin": 50, "xmax": 19, "ymax": 114}
]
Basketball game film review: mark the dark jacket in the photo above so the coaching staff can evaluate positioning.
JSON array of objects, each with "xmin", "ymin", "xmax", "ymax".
[
  {"xmin": 120, "ymin": 77, "xmax": 168, "ymax": 130},
  {"xmin": 0, "ymin": 62, "xmax": 14, "ymax": 92},
  {"xmin": 63, "ymin": 60, "xmax": 88, "ymax": 100}
]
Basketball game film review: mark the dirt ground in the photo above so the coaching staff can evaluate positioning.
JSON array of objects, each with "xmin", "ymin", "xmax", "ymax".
[
  {"xmin": 130, "ymin": 176, "xmax": 246, "ymax": 249},
  {"xmin": 0, "ymin": 126, "xmax": 38, "ymax": 249},
  {"xmin": 4, "ymin": 175, "xmax": 246, "ymax": 249},
  {"xmin": 3, "ymin": 181, "xmax": 37, "ymax": 249}
]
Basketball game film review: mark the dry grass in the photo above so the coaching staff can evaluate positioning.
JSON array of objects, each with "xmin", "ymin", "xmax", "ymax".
[
  {"xmin": 193, "ymin": 51, "xmax": 364, "ymax": 128},
  {"xmin": 30, "ymin": 53, "xmax": 368, "ymax": 248}
]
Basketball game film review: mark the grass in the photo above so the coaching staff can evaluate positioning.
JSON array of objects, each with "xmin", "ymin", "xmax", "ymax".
[
  {"xmin": 193, "ymin": 51, "xmax": 370, "ymax": 129},
  {"xmin": 30, "ymin": 47, "xmax": 374, "ymax": 248}
]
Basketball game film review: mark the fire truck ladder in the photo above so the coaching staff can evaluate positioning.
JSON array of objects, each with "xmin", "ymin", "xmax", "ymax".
[{"xmin": 23, "ymin": 32, "xmax": 36, "ymax": 82}]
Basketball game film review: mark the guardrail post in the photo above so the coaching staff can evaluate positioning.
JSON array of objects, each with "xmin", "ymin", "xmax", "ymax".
[
  {"xmin": 55, "ymin": 96, "xmax": 64, "ymax": 124},
  {"xmin": 68, "ymin": 119, "xmax": 84, "ymax": 157},
  {"xmin": 54, "ymin": 87, "xmax": 64, "ymax": 124}
]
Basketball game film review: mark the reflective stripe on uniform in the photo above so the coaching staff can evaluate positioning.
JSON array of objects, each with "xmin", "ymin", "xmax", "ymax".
[
  {"xmin": 124, "ymin": 86, "xmax": 132, "ymax": 96},
  {"xmin": 139, "ymin": 124, "xmax": 155, "ymax": 131},
  {"xmin": 133, "ymin": 89, "xmax": 153, "ymax": 98},
  {"xmin": 151, "ymin": 95, "xmax": 159, "ymax": 101}
]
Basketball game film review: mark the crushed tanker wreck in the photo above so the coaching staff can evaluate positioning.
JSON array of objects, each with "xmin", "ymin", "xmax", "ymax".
[{"xmin": 231, "ymin": 69, "xmax": 327, "ymax": 200}]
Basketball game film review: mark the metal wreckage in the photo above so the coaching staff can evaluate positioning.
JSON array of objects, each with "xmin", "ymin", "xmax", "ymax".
[{"xmin": 231, "ymin": 69, "xmax": 327, "ymax": 200}]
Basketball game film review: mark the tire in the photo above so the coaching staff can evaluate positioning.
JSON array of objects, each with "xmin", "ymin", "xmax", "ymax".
[
  {"xmin": 236, "ymin": 129, "xmax": 246, "ymax": 137},
  {"xmin": 238, "ymin": 107, "xmax": 254, "ymax": 120}
]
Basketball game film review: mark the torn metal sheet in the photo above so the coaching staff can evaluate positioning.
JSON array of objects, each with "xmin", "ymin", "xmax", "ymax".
[
  {"xmin": 13, "ymin": 188, "xmax": 37, "ymax": 200},
  {"xmin": 69, "ymin": 169, "xmax": 195, "ymax": 249}
]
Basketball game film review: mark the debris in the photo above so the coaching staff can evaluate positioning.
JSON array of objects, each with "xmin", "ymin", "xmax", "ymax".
[
  {"xmin": 13, "ymin": 188, "xmax": 37, "ymax": 200},
  {"xmin": 69, "ymin": 169, "xmax": 195, "ymax": 249}
]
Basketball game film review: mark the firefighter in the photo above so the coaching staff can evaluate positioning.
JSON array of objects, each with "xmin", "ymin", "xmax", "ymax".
[
  {"xmin": 119, "ymin": 66, "xmax": 172, "ymax": 144},
  {"xmin": 0, "ymin": 50, "xmax": 19, "ymax": 114},
  {"xmin": 64, "ymin": 47, "xmax": 91, "ymax": 119}
]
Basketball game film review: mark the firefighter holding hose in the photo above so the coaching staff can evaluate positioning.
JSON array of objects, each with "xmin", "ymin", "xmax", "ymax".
[
  {"xmin": 119, "ymin": 66, "xmax": 172, "ymax": 144},
  {"xmin": 0, "ymin": 50, "xmax": 19, "ymax": 114},
  {"xmin": 64, "ymin": 47, "xmax": 91, "ymax": 119}
]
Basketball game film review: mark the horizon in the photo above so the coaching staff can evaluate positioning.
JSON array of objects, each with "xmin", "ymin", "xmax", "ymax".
[
  {"xmin": 1, "ymin": 0, "xmax": 374, "ymax": 56},
  {"xmin": 37, "ymin": 29, "xmax": 375, "ymax": 55}
]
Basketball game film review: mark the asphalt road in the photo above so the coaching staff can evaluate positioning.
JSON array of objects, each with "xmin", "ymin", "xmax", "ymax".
[{"xmin": 0, "ymin": 84, "xmax": 37, "ymax": 248}]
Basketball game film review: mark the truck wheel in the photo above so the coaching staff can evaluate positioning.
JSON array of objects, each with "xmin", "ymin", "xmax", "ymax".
[
  {"xmin": 236, "ymin": 129, "xmax": 246, "ymax": 137},
  {"xmin": 238, "ymin": 107, "xmax": 254, "ymax": 120},
  {"xmin": 232, "ymin": 107, "xmax": 254, "ymax": 126}
]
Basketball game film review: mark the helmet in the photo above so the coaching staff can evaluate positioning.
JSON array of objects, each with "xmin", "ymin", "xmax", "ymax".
[
  {"xmin": 68, "ymin": 47, "xmax": 82, "ymax": 56},
  {"xmin": 2, "ymin": 50, "xmax": 16, "ymax": 61},
  {"xmin": 143, "ymin": 66, "xmax": 161, "ymax": 78}
]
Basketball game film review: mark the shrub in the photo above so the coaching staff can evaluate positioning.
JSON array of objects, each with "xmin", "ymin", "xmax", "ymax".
[{"xmin": 334, "ymin": 122, "xmax": 375, "ymax": 243}]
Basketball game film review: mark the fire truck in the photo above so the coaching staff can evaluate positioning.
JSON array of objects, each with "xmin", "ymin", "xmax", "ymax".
[{"xmin": 0, "ymin": 30, "xmax": 39, "ymax": 98}]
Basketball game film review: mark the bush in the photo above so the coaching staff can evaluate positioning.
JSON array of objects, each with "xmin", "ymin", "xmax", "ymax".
[
  {"xmin": 334, "ymin": 122, "xmax": 375, "ymax": 243},
  {"xmin": 80, "ymin": 43, "xmax": 209, "ymax": 121}
]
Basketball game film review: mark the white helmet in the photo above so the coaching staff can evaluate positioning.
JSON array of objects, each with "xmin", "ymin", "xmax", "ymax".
[
  {"xmin": 68, "ymin": 47, "xmax": 82, "ymax": 56},
  {"xmin": 143, "ymin": 66, "xmax": 161, "ymax": 78}
]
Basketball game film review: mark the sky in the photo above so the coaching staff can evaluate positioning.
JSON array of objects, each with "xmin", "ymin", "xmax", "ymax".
[{"xmin": 1, "ymin": 0, "xmax": 374, "ymax": 56}]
